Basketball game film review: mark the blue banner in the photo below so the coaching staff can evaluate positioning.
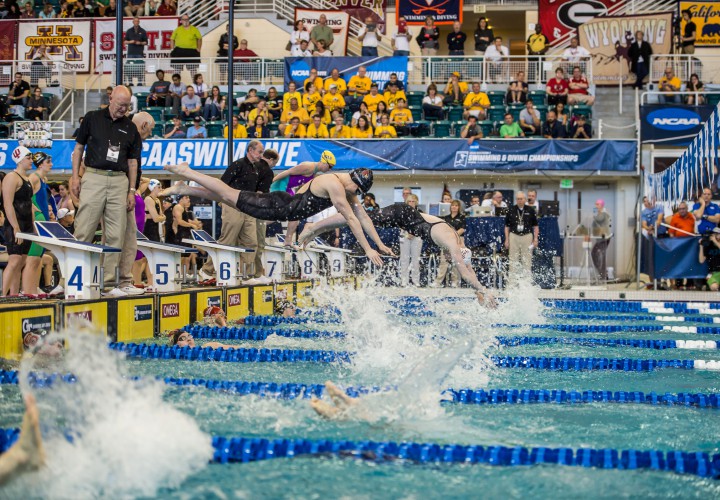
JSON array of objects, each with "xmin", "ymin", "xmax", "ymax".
[
  {"xmin": 0, "ymin": 139, "xmax": 637, "ymax": 172},
  {"xmin": 397, "ymin": 0, "xmax": 462, "ymax": 25},
  {"xmin": 284, "ymin": 56, "xmax": 408, "ymax": 91},
  {"xmin": 641, "ymin": 235, "xmax": 708, "ymax": 279},
  {"xmin": 640, "ymin": 104, "xmax": 716, "ymax": 146}
]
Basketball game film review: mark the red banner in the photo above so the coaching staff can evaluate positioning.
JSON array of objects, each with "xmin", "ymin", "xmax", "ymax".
[
  {"xmin": 0, "ymin": 20, "xmax": 16, "ymax": 62},
  {"xmin": 325, "ymin": 0, "xmax": 388, "ymax": 34},
  {"xmin": 539, "ymin": 0, "xmax": 624, "ymax": 45}
]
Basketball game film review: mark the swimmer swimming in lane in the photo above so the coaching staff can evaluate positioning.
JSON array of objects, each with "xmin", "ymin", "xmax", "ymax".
[
  {"xmin": 310, "ymin": 381, "xmax": 360, "ymax": 420},
  {"xmin": 0, "ymin": 394, "xmax": 45, "ymax": 485},
  {"xmin": 298, "ymin": 201, "xmax": 497, "ymax": 307},
  {"xmin": 168, "ymin": 329, "xmax": 236, "ymax": 350},
  {"xmin": 160, "ymin": 163, "xmax": 393, "ymax": 266}
]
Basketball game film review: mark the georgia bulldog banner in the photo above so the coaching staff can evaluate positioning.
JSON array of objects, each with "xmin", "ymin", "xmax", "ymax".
[
  {"xmin": 397, "ymin": 0, "xmax": 462, "ymax": 26},
  {"xmin": 17, "ymin": 20, "xmax": 92, "ymax": 72},
  {"xmin": 295, "ymin": 9, "xmax": 350, "ymax": 56},
  {"xmin": 94, "ymin": 17, "xmax": 178, "ymax": 72},
  {"xmin": 539, "ymin": 0, "xmax": 624, "ymax": 45}
]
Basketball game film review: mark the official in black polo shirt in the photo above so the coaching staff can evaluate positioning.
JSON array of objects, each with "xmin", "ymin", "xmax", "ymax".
[
  {"xmin": 251, "ymin": 148, "xmax": 279, "ymax": 281},
  {"xmin": 71, "ymin": 86, "xmax": 142, "ymax": 296},
  {"xmin": 125, "ymin": 17, "xmax": 148, "ymax": 59},
  {"xmin": 504, "ymin": 191, "xmax": 538, "ymax": 279},
  {"xmin": 199, "ymin": 140, "xmax": 265, "ymax": 282}
]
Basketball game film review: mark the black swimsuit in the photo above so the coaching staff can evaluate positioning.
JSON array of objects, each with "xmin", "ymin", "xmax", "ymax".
[
  {"xmin": 368, "ymin": 204, "xmax": 448, "ymax": 242},
  {"xmin": 144, "ymin": 197, "xmax": 162, "ymax": 242},
  {"xmin": 235, "ymin": 178, "xmax": 333, "ymax": 221},
  {"xmin": 3, "ymin": 172, "xmax": 34, "ymax": 255}
]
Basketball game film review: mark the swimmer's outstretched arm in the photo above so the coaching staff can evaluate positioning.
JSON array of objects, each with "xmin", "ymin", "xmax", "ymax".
[
  {"xmin": 0, "ymin": 394, "xmax": 45, "ymax": 485},
  {"xmin": 162, "ymin": 163, "xmax": 241, "ymax": 207},
  {"xmin": 272, "ymin": 161, "xmax": 319, "ymax": 183},
  {"xmin": 327, "ymin": 186, "xmax": 384, "ymax": 267},
  {"xmin": 351, "ymin": 201, "xmax": 395, "ymax": 256}
]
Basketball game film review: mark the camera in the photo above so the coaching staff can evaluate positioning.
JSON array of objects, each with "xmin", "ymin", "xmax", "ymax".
[{"xmin": 367, "ymin": 23, "xmax": 376, "ymax": 32}]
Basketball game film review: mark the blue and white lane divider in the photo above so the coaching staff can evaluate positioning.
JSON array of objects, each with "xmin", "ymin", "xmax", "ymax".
[
  {"xmin": 3, "ymin": 370, "xmax": 720, "ymax": 408},
  {"xmin": 492, "ymin": 323, "xmax": 720, "ymax": 335},
  {"xmin": 497, "ymin": 337, "xmax": 720, "ymax": 350},
  {"xmin": 1, "ymin": 428, "xmax": 717, "ymax": 478},
  {"xmin": 542, "ymin": 300, "xmax": 720, "ymax": 315},
  {"xmin": 547, "ymin": 312, "xmax": 720, "ymax": 324},
  {"xmin": 182, "ymin": 325, "xmax": 345, "ymax": 340}
]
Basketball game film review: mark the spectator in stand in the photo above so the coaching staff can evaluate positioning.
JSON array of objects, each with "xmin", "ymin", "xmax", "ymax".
[
  {"xmin": 39, "ymin": 3, "xmax": 56, "ymax": 18},
  {"xmin": 164, "ymin": 116, "xmax": 186, "ymax": 138},
  {"xmin": 279, "ymin": 97, "xmax": 309, "ymax": 135},
  {"xmin": 681, "ymin": 9, "xmax": 697, "ymax": 55},
  {"xmin": 389, "ymin": 98, "xmax": 413, "ymax": 136},
  {"xmin": 324, "ymin": 68, "xmax": 346, "ymax": 95},
  {"xmin": 306, "ymin": 114, "xmax": 329, "ymax": 139},
  {"xmin": 310, "ymin": 14, "xmax": 334, "ymax": 52},
  {"xmin": 443, "ymin": 71, "xmax": 468, "ymax": 105},
  {"xmin": 129, "ymin": 88, "xmax": 140, "ymax": 114},
  {"xmin": 313, "ymin": 39, "xmax": 333, "ymax": 57},
  {"xmin": 126, "ymin": 17, "xmax": 148, "ymax": 60},
  {"xmin": 351, "ymin": 101, "xmax": 371, "ymax": 127},
  {"xmin": 698, "ymin": 228, "xmax": 720, "ymax": 290},
  {"xmin": 485, "ymin": 36, "xmax": 509, "ymax": 82},
  {"xmin": 506, "ymin": 71, "xmax": 528, "ymax": 104},
  {"xmin": 216, "ymin": 23, "xmax": 239, "ymax": 59},
  {"xmin": 322, "ymin": 84, "xmax": 346, "ymax": 115},
  {"xmin": 693, "ymin": 188, "xmax": 720, "ymax": 234},
  {"xmin": 567, "ymin": 66, "xmax": 595, "ymax": 105},
  {"xmin": 0, "ymin": 0, "xmax": 8, "ymax": 17},
  {"xmin": 392, "ymin": 16, "xmax": 412, "ymax": 56},
  {"xmin": 546, "ymin": 67, "xmax": 569, "ymax": 106},
  {"xmin": 238, "ymin": 88, "xmax": 260, "ymax": 121},
  {"xmin": 569, "ymin": 114, "xmax": 592, "ymax": 139},
  {"xmin": 669, "ymin": 202, "xmax": 695, "ymax": 237},
  {"xmin": 499, "ymin": 113, "xmax": 524, "ymax": 138},
  {"xmin": 562, "ymin": 37, "xmax": 590, "ymax": 63},
  {"xmin": 124, "ymin": 0, "xmax": 143, "ymax": 18},
  {"xmin": 186, "ymin": 116, "xmax": 207, "ymax": 139},
  {"xmin": 247, "ymin": 100, "xmax": 270, "ymax": 125},
  {"xmin": 181, "ymin": 85, "xmax": 202, "ymax": 118},
  {"xmin": 284, "ymin": 116, "xmax": 306, "ymax": 138},
  {"xmin": 25, "ymin": 87, "xmax": 49, "ymax": 121},
  {"xmin": 374, "ymin": 113, "xmax": 397, "ymax": 138},
  {"xmin": 473, "ymin": 17, "xmax": 493, "ymax": 55},
  {"xmin": 462, "ymin": 81, "xmax": 490, "ymax": 120},
  {"xmin": 358, "ymin": 16, "xmax": 381, "ymax": 57},
  {"xmin": 386, "ymin": 73, "xmax": 405, "ymax": 92},
  {"xmin": 167, "ymin": 73, "xmax": 184, "ymax": 115},
  {"xmin": 371, "ymin": 101, "xmax": 389, "ymax": 129},
  {"xmin": 170, "ymin": 15, "xmax": 202, "ymax": 68},
  {"xmin": 100, "ymin": 86, "xmax": 112, "ymax": 109},
  {"xmin": 383, "ymin": 82, "xmax": 407, "ymax": 111},
  {"xmin": 362, "ymin": 82, "xmax": 384, "ymax": 113},
  {"xmin": 5, "ymin": 3, "xmax": 20, "ymax": 18},
  {"xmin": 641, "ymin": 196, "xmax": 664, "ymax": 237},
  {"xmin": 330, "ymin": 115, "xmax": 352, "ymax": 138},
  {"xmin": 313, "ymin": 100, "xmax": 332, "ymax": 124},
  {"xmin": 147, "ymin": 70, "xmax": 170, "ymax": 107},
  {"xmin": 422, "ymin": 85, "xmax": 444, "ymax": 120},
  {"xmin": 292, "ymin": 39, "xmax": 313, "ymax": 57},
  {"xmin": 460, "ymin": 115, "xmax": 483, "ymax": 145},
  {"xmin": 21, "ymin": 1, "xmax": 35, "ymax": 17},
  {"xmin": 203, "ymin": 86, "xmax": 225, "ymax": 121},
  {"xmin": 417, "ymin": 15, "xmax": 440, "ymax": 55},
  {"xmin": 363, "ymin": 193, "xmax": 379, "ymax": 211},
  {"xmin": 447, "ymin": 21, "xmax": 467, "ymax": 56},
  {"xmin": 352, "ymin": 115, "xmax": 373, "ymax": 138},
  {"xmin": 347, "ymin": 66, "xmax": 372, "ymax": 112},
  {"xmin": 265, "ymin": 86, "xmax": 282, "ymax": 121},
  {"xmin": 685, "ymin": 73, "xmax": 705, "ymax": 105},
  {"xmin": 628, "ymin": 30, "xmax": 652, "ymax": 90},
  {"xmin": 658, "ymin": 67, "xmax": 681, "ymax": 104},
  {"xmin": 526, "ymin": 24, "xmax": 548, "ymax": 59},
  {"xmin": 303, "ymin": 81, "xmax": 322, "ymax": 115},
  {"xmin": 224, "ymin": 115, "xmax": 247, "ymax": 138},
  {"xmin": 482, "ymin": 191, "xmax": 507, "ymax": 214},
  {"xmin": 103, "ymin": 0, "xmax": 117, "ymax": 16},
  {"xmin": 553, "ymin": 101, "xmax": 568, "ymax": 127},
  {"xmin": 192, "ymin": 73, "xmax": 208, "ymax": 101},
  {"xmin": 156, "ymin": 0, "xmax": 175, "ymax": 15},
  {"xmin": 542, "ymin": 110, "xmax": 566, "ymax": 138},
  {"xmin": 7, "ymin": 72, "xmax": 30, "ymax": 117},
  {"xmin": 303, "ymin": 68, "xmax": 323, "ymax": 94},
  {"xmin": 247, "ymin": 115, "xmax": 270, "ymax": 138},
  {"xmin": 290, "ymin": 20, "xmax": 310, "ymax": 53},
  {"xmin": 282, "ymin": 81, "xmax": 301, "ymax": 111}
]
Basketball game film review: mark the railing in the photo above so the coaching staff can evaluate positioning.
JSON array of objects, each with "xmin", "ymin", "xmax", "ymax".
[
  {"xmin": 12, "ymin": 121, "xmax": 66, "ymax": 141},
  {"xmin": 640, "ymin": 91, "xmax": 720, "ymax": 105},
  {"xmin": 0, "ymin": 60, "xmax": 69, "ymax": 89},
  {"xmin": 650, "ymin": 55, "xmax": 720, "ymax": 88},
  {"xmin": 48, "ymin": 91, "xmax": 74, "ymax": 126}
]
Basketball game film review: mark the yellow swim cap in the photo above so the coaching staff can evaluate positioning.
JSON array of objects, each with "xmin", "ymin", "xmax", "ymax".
[{"xmin": 320, "ymin": 150, "xmax": 336, "ymax": 167}]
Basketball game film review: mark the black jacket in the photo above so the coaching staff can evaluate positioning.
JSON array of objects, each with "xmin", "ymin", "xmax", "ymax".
[{"xmin": 628, "ymin": 41, "xmax": 652, "ymax": 74}]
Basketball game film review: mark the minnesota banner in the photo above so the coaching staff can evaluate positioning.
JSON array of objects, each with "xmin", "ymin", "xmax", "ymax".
[
  {"xmin": 578, "ymin": 12, "xmax": 673, "ymax": 85},
  {"xmin": 680, "ymin": 1, "xmax": 720, "ymax": 47},
  {"xmin": 16, "ymin": 20, "xmax": 92, "ymax": 72},
  {"xmin": 396, "ymin": 0, "xmax": 462, "ymax": 26}
]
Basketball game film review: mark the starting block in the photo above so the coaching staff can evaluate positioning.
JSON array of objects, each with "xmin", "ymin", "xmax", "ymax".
[
  {"xmin": 136, "ymin": 231, "xmax": 197, "ymax": 292},
  {"xmin": 277, "ymin": 235, "xmax": 328, "ymax": 279},
  {"xmin": 306, "ymin": 238, "xmax": 352, "ymax": 278},
  {"xmin": 262, "ymin": 240, "xmax": 292, "ymax": 282},
  {"xmin": 182, "ymin": 229, "xmax": 252, "ymax": 286},
  {"xmin": 17, "ymin": 221, "xmax": 120, "ymax": 300}
]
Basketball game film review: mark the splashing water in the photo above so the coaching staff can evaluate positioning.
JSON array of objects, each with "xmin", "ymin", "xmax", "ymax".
[{"xmin": 7, "ymin": 328, "xmax": 213, "ymax": 499}]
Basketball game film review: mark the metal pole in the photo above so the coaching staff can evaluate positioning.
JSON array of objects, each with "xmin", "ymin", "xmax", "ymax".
[
  {"xmin": 116, "ymin": 0, "xmax": 123, "ymax": 86},
  {"xmin": 636, "ymin": 167, "xmax": 644, "ymax": 290},
  {"xmin": 227, "ymin": 2, "xmax": 235, "ymax": 168}
]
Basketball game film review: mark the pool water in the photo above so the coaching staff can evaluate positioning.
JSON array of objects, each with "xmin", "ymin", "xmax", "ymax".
[{"xmin": 2, "ymin": 285, "xmax": 720, "ymax": 499}]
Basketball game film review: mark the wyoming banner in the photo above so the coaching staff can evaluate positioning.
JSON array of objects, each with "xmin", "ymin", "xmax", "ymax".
[
  {"xmin": 578, "ymin": 12, "xmax": 673, "ymax": 85},
  {"xmin": 680, "ymin": 1, "xmax": 720, "ymax": 47},
  {"xmin": 538, "ymin": 0, "xmax": 623, "ymax": 45}
]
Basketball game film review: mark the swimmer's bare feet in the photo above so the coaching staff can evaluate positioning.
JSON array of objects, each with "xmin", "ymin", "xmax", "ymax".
[
  {"xmin": 310, "ymin": 396, "xmax": 341, "ymax": 418},
  {"xmin": 159, "ymin": 181, "xmax": 189, "ymax": 198},
  {"xmin": 163, "ymin": 162, "xmax": 191, "ymax": 177},
  {"xmin": 324, "ymin": 381, "xmax": 356, "ymax": 408}
]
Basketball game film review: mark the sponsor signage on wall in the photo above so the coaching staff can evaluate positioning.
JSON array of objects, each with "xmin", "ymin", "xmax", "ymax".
[
  {"xmin": 284, "ymin": 56, "xmax": 408, "ymax": 91},
  {"xmin": 94, "ymin": 17, "xmax": 178, "ymax": 72},
  {"xmin": 640, "ymin": 104, "xmax": 716, "ymax": 145},
  {"xmin": 17, "ymin": 20, "xmax": 92, "ymax": 72}
]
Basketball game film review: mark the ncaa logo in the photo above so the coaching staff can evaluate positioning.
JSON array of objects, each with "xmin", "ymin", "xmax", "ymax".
[
  {"xmin": 454, "ymin": 152, "xmax": 468, "ymax": 167},
  {"xmin": 648, "ymin": 108, "xmax": 701, "ymax": 131},
  {"xmin": 289, "ymin": 59, "xmax": 311, "ymax": 80},
  {"xmin": 558, "ymin": 0, "xmax": 609, "ymax": 29}
]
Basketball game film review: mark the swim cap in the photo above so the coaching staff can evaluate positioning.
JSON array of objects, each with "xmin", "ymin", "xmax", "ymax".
[
  {"xmin": 11, "ymin": 146, "xmax": 32, "ymax": 164},
  {"xmin": 148, "ymin": 179, "xmax": 161, "ymax": 192},
  {"xmin": 32, "ymin": 151, "xmax": 51, "ymax": 167},
  {"xmin": 350, "ymin": 168, "xmax": 373, "ymax": 195},
  {"xmin": 320, "ymin": 150, "xmax": 336, "ymax": 167},
  {"xmin": 203, "ymin": 306, "xmax": 224, "ymax": 317}
]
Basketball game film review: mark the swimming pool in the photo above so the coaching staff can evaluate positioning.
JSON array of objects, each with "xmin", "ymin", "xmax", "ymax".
[{"xmin": 1, "ymin": 286, "xmax": 720, "ymax": 498}]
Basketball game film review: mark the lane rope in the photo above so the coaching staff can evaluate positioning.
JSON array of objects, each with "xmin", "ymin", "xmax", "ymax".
[{"xmin": 497, "ymin": 336, "xmax": 720, "ymax": 350}]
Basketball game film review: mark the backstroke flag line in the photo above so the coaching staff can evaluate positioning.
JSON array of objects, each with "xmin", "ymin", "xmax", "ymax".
[{"xmin": 645, "ymin": 104, "xmax": 720, "ymax": 204}]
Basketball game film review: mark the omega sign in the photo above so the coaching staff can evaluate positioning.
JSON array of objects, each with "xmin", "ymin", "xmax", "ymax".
[{"xmin": 162, "ymin": 302, "xmax": 180, "ymax": 318}]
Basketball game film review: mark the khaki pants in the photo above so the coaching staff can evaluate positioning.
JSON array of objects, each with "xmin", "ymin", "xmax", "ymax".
[
  {"xmin": 73, "ymin": 169, "xmax": 128, "ymax": 286},
  {"xmin": 434, "ymin": 251, "xmax": 459, "ymax": 287},
  {"xmin": 254, "ymin": 219, "xmax": 266, "ymax": 277},
  {"xmin": 508, "ymin": 232, "xmax": 533, "ymax": 279},
  {"xmin": 118, "ymin": 210, "xmax": 138, "ymax": 287},
  {"xmin": 201, "ymin": 204, "xmax": 256, "ymax": 276},
  {"xmin": 682, "ymin": 45, "xmax": 695, "ymax": 55}
]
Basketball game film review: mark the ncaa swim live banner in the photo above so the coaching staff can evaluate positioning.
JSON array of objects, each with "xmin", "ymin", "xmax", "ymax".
[
  {"xmin": 680, "ymin": 1, "xmax": 720, "ymax": 47},
  {"xmin": 16, "ymin": 20, "xmax": 92, "ymax": 72},
  {"xmin": 94, "ymin": 17, "xmax": 179, "ymax": 72},
  {"xmin": 396, "ymin": 0, "xmax": 462, "ymax": 25},
  {"xmin": 0, "ymin": 139, "xmax": 637, "ymax": 172},
  {"xmin": 284, "ymin": 56, "xmax": 407, "ymax": 91},
  {"xmin": 538, "ymin": 0, "xmax": 622, "ymax": 45},
  {"xmin": 578, "ymin": 12, "xmax": 673, "ymax": 85},
  {"xmin": 295, "ymin": 9, "xmax": 350, "ymax": 56}
]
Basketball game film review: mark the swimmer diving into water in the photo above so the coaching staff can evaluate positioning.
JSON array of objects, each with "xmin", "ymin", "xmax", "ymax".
[
  {"xmin": 160, "ymin": 162, "xmax": 393, "ymax": 266},
  {"xmin": 299, "ymin": 202, "xmax": 497, "ymax": 307}
]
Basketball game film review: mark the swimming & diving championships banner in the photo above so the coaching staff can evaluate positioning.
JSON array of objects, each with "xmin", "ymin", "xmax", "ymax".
[
  {"xmin": 295, "ymin": 9, "xmax": 350, "ymax": 56},
  {"xmin": 0, "ymin": 139, "xmax": 637, "ymax": 172},
  {"xmin": 396, "ymin": 0, "xmax": 462, "ymax": 26},
  {"xmin": 284, "ymin": 56, "xmax": 408, "ymax": 92},
  {"xmin": 325, "ymin": 0, "xmax": 388, "ymax": 34},
  {"xmin": 94, "ymin": 17, "xmax": 179, "ymax": 73}
]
